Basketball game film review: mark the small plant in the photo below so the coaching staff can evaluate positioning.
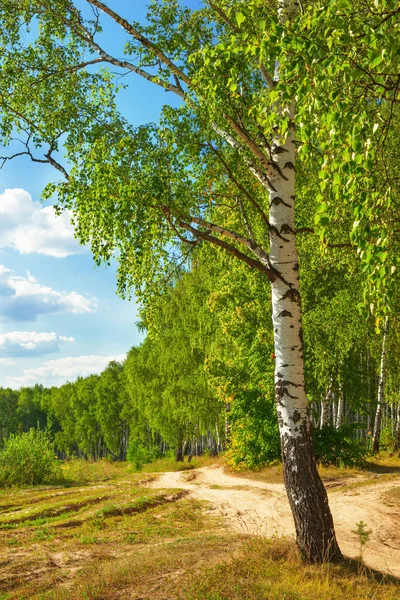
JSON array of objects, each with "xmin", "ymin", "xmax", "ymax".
[{"xmin": 352, "ymin": 520, "xmax": 372, "ymax": 559}]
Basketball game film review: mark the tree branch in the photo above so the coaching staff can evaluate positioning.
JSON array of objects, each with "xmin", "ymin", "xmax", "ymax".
[
  {"xmin": 177, "ymin": 219, "xmax": 276, "ymax": 280},
  {"xmin": 208, "ymin": 143, "xmax": 271, "ymax": 229},
  {"xmin": 211, "ymin": 123, "xmax": 274, "ymax": 190},
  {"xmin": 37, "ymin": 1, "xmax": 186, "ymax": 98},
  {"xmin": 86, "ymin": 0, "xmax": 191, "ymax": 86}
]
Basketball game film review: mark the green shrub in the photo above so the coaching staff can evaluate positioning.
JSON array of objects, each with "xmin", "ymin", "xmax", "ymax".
[
  {"xmin": 0, "ymin": 429, "xmax": 61, "ymax": 487},
  {"xmin": 127, "ymin": 441, "xmax": 161, "ymax": 471},
  {"xmin": 313, "ymin": 424, "xmax": 368, "ymax": 467}
]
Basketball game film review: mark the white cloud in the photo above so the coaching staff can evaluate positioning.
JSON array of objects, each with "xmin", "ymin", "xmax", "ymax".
[
  {"xmin": 0, "ymin": 358, "xmax": 16, "ymax": 366},
  {"xmin": 6, "ymin": 354, "xmax": 126, "ymax": 388},
  {"xmin": 0, "ymin": 188, "xmax": 85, "ymax": 258},
  {"xmin": 0, "ymin": 331, "xmax": 74, "ymax": 357},
  {"xmin": 0, "ymin": 265, "xmax": 95, "ymax": 321}
]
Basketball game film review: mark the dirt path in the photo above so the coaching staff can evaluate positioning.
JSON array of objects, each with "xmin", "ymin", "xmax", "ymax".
[{"xmin": 149, "ymin": 466, "xmax": 400, "ymax": 577}]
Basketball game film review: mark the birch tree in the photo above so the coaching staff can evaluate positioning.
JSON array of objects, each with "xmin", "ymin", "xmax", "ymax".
[{"xmin": 0, "ymin": 0, "xmax": 347, "ymax": 561}]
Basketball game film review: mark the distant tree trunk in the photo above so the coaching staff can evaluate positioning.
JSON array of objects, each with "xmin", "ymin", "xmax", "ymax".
[
  {"xmin": 175, "ymin": 435, "xmax": 184, "ymax": 462},
  {"xmin": 331, "ymin": 397, "xmax": 337, "ymax": 428},
  {"xmin": 336, "ymin": 381, "xmax": 344, "ymax": 429},
  {"xmin": 215, "ymin": 424, "xmax": 221, "ymax": 453},
  {"xmin": 225, "ymin": 401, "xmax": 231, "ymax": 448},
  {"xmin": 394, "ymin": 403, "xmax": 400, "ymax": 453},
  {"xmin": 320, "ymin": 382, "xmax": 333, "ymax": 428},
  {"xmin": 372, "ymin": 318, "xmax": 389, "ymax": 454}
]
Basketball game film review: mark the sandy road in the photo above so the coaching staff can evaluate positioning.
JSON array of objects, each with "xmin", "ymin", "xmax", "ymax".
[{"xmin": 149, "ymin": 465, "xmax": 400, "ymax": 577}]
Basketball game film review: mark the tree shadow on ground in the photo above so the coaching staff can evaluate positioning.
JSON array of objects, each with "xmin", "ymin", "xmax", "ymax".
[{"xmin": 343, "ymin": 556, "xmax": 400, "ymax": 586}]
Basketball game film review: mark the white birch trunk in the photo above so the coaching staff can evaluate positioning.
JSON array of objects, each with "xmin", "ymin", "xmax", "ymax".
[
  {"xmin": 394, "ymin": 402, "xmax": 400, "ymax": 452},
  {"xmin": 372, "ymin": 317, "xmax": 388, "ymax": 454},
  {"xmin": 320, "ymin": 381, "xmax": 333, "ymax": 428},
  {"xmin": 336, "ymin": 382, "xmax": 344, "ymax": 429},
  {"xmin": 267, "ymin": 0, "xmax": 342, "ymax": 563}
]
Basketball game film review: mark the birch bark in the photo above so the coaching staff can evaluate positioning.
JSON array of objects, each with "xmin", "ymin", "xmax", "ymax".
[
  {"xmin": 268, "ymin": 0, "xmax": 342, "ymax": 563},
  {"xmin": 394, "ymin": 403, "xmax": 400, "ymax": 452},
  {"xmin": 320, "ymin": 381, "xmax": 333, "ymax": 428},
  {"xmin": 336, "ymin": 381, "xmax": 344, "ymax": 429},
  {"xmin": 372, "ymin": 318, "xmax": 388, "ymax": 454}
]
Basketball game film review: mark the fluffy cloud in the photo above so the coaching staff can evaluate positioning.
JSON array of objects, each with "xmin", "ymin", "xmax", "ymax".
[
  {"xmin": 0, "ymin": 331, "xmax": 74, "ymax": 357},
  {"xmin": 0, "ymin": 265, "xmax": 95, "ymax": 321},
  {"xmin": 0, "ymin": 188, "xmax": 85, "ymax": 258},
  {"xmin": 6, "ymin": 354, "xmax": 126, "ymax": 388}
]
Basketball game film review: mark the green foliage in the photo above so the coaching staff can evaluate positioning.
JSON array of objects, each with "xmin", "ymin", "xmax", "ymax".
[
  {"xmin": 226, "ymin": 408, "xmax": 281, "ymax": 470},
  {"xmin": 313, "ymin": 425, "xmax": 368, "ymax": 468},
  {"xmin": 0, "ymin": 429, "xmax": 60, "ymax": 487},
  {"xmin": 127, "ymin": 441, "xmax": 161, "ymax": 472}
]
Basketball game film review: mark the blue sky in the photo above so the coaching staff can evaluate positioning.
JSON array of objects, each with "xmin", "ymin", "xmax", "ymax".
[{"xmin": 0, "ymin": 0, "xmax": 189, "ymax": 388}]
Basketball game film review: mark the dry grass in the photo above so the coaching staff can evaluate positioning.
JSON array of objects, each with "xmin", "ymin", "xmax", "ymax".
[
  {"xmin": 225, "ymin": 453, "xmax": 400, "ymax": 487},
  {"xmin": 0, "ymin": 460, "xmax": 227, "ymax": 599},
  {"xmin": 139, "ymin": 455, "xmax": 223, "ymax": 473},
  {"xmin": 1, "ymin": 459, "xmax": 400, "ymax": 599},
  {"xmin": 177, "ymin": 538, "xmax": 400, "ymax": 600}
]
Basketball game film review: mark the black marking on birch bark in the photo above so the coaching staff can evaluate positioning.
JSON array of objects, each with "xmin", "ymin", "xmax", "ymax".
[
  {"xmin": 292, "ymin": 263, "xmax": 299, "ymax": 271},
  {"xmin": 280, "ymin": 224, "xmax": 295, "ymax": 235},
  {"xmin": 291, "ymin": 410, "xmax": 301, "ymax": 424},
  {"xmin": 283, "ymin": 161, "xmax": 295, "ymax": 171},
  {"xmin": 270, "ymin": 196, "xmax": 291, "ymax": 208},
  {"xmin": 282, "ymin": 380, "xmax": 298, "ymax": 387},
  {"xmin": 272, "ymin": 145, "xmax": 289, "ymax": 155},
  {"xmin": 269, "ymin": 225, "xmax": 290, "ymax": 242},
  {"xmin": 290, "ymin": 325, "xmax": 294, "ymax": 329},
  {"xmin": 281, "ymin": 288, "xmax": 301, "ymax": 302},
  {"xmin": 299, "ymin": 327, "xmax": 304, "ymax": 345},
  {"xmin": 282, "ymin": 364, "xmax": 289, "ymax": 368},
  {"xmin": 290, "ymin": 195, "xmax": 295, "ymax": 200},
  {"xmin": 278, "ymin": 309, "xmax": 293, "ymax": 318}
]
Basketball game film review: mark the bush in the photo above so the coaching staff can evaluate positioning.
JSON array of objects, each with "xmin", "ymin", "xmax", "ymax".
[
  {"xmin": 313, "ymin": 424, "xmax": 368, "ymax": 467},
  {"xmin": 127, "ymin": 441, "xmax": 161, "ymax": 471},
  {"xmin": 0, "ymin": 429, "xmax": 61, "ymax": 487}
]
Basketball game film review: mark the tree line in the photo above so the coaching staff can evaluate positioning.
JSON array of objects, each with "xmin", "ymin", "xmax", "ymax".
[{"xmin": 2, "ymin": 242, "xmax": 400, "ymax": 465}]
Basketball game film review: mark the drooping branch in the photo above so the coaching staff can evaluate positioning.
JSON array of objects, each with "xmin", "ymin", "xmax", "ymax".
[
  {"xmin": 208, "ymin": 143, "xmax": 271, "ymax": 229},
  {"xmin": 33, "ymin": 57, "xmax": 105, "ymax": 85},
  {"xmin": 177, "ymin": 218, "xmax": 276, "ymax": 280},
  {"xmin": 237, "ymin": 197, "xmax": 255, "ymax": 246},
  {"xmin": 86, "ymin": 0, "xmax": 191, "ymax": 86},
  {"xmin": 37, "ymin": 1, "xmax": 186, "ymax": 98},
  {"xmin": 211, "ymin": 123, "xmax": 274, "ymax": 190},
  {"xmin": 225, "ymin": 115, "xmax": 281, "ymax": 180}
]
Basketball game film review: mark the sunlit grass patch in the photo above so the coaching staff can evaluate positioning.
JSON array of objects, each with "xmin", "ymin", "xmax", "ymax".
[
  {"xmin": 177, "ymin": 538, "xmax": 400, "ymax": 600},
  {"xmin": 139, "ymin": 455, "xmax": 222, "ymax": 473},
  {"xmin": 61, "ymin": 458, "xmax": 129, "ymax": 484}
]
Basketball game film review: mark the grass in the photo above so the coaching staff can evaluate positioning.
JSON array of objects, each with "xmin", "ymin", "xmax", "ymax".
[
  {"xmin": 137, "ymin": 454, "xmax": 222, "ymax": 473},
  {"xmin": 0, "ymin": 457, "xmax": 399, "ymax": 599},
  {"xmin": 177, "ymin": 538, "xmax": 400, "ymax": 600},
  {"xmin": 226, "ymin": 452, "xmax": 400, "ymax": 487}
]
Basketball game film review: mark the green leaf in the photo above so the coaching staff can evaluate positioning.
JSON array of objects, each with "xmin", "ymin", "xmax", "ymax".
[{"xmin": 236, "ymin": 12, "xmax": 246, "ymax": 27}]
